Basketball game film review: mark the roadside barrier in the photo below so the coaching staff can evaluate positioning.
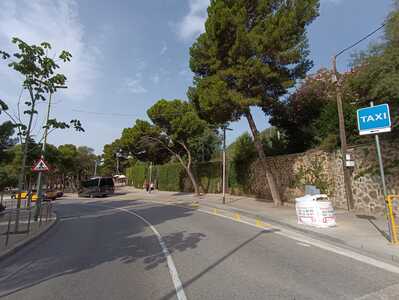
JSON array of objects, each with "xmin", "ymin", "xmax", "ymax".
[
  {"xmin": 1, "ymin": 201, "xmax": 53, "ymax": 248},
  {"xmin": 387, "ymin": 195, "xmax": 399, "ymax": 244}
]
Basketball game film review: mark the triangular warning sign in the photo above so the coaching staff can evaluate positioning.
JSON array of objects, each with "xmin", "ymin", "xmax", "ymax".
[{"xmin": 32, "ymin": 158, "xmax": 50, "ymax": 172}]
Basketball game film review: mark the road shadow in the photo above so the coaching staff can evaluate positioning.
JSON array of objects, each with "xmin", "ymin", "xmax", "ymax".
[
  {"xmin": 356, "ymin": 214, "xmax": 390, "ymax": 241},
  {"xmin": 0, "ymin": 200, "xmax": 205, "ymax": 297},
  {"xmin": 160, "ymin": 229, "xmax": 278, "ymax": 300}
]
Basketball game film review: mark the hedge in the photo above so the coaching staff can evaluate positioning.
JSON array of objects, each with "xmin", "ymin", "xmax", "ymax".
[
  {"xmin": 155, "ymin": 163, "xmax": 184, "ymax": 191},
  {"xmin": 126, "ymin": 162, "xmax": 148, "ymax": 188},
  {"xmin": 126, "ymin": 161, "xmax": 225, "ymax": 193}
]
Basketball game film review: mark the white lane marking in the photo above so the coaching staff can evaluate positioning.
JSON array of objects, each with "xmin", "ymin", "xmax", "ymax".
[
  {"xmin": 297, "ymin": 242, "xmax": 311, "ymax": 247},
  {"xmin": 140, "ymin": 200, "xmax": 399, "ymax": 275},
  {"xmin": 274, "ymin": 229, "xmax": 399, "ymax": 274},
  {"xmin": 355, "ymin": 283, "xmax": 399, "ymax": 299},
  {"xmin": 89, "ymin": 203, "xmax": 187, "ymax": 300}
]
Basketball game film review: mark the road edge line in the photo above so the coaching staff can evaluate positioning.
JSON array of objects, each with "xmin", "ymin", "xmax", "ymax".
[{"xmin": 139, "ymin": 199, "xmax": 399, "ymax": 274}]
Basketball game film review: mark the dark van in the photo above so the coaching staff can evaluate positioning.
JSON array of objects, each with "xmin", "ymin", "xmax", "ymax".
[{"xmin": 78, "ymin": 177, "xmax": 115, "ymax": 198}]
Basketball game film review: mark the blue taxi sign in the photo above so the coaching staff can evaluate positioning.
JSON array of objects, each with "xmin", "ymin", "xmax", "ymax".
[{"xmin": 357, "ymin": 104, "xmax": 391, "ymax": 135}]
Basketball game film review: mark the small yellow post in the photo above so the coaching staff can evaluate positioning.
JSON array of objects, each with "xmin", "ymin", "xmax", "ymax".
[
  {"xmin": 213, "ymin": 208, "xmax": 219, "ymax": 215},
  {"xmin": 256, "ymin": 218, "xmax": 264, "ymax": 228},
  {"xmin": 387, "ymin": 195, "xmax": 399, "ymax": 245},
  {"xmin": 234, "ymin": 213, "xmax": 241, "ymax": 221}
]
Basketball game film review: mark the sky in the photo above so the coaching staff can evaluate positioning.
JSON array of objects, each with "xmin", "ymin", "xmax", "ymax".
[{"xmin": 0, "ymin": 0, "xmax": 394, "ymax": 154}]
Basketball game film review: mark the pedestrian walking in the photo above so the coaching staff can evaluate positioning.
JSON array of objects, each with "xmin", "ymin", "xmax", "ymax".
[
  {"xmin": 144, "ymin": 180, "xmax": 149, "ymax": 193},
  {"xmin": 149, "ymin": 182, "xmax": 154, "ymax": 193}
]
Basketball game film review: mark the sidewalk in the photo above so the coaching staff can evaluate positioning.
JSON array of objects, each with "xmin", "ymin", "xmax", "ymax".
[
  {"xmin": 0, "ymin": 205, "xmax": 57, "ymax": 260},
  {"xmin": 120, "ymin": 186, "xmax": 399, "ymax": 265}
]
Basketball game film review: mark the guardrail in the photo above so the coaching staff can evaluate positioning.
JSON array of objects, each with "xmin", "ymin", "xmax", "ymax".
[
  {"xmin": 387, "ymin": 195, "xmax": 399, "ymax": 245},
  {"xmin": 1, "ymin": 200, "xmax": 53, "ymax": 248}
]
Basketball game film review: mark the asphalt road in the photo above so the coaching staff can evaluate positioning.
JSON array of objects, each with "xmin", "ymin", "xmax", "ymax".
[{"xmin": 0, "ymin": 197, "xmax": 399, "ymax": 300}]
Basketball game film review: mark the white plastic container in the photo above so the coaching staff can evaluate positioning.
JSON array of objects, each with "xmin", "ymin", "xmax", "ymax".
[{"xmin": 295, "ymin": 194, "xmax": 336, "ymax": 228}]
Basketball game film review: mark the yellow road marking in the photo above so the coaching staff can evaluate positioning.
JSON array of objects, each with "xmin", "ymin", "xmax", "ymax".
[{"xmin": 234, "ymin": 213, "xmax": 241, "ymax": 221}]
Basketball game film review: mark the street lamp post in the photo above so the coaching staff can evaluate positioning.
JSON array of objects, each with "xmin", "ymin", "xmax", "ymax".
[
  {"xmin": 116, "ymin": 149, "xmax": 123, "ymax": 175},
  {"xmin": 222, "ymin": 125, "xmax": 232, "ymax": 205}
]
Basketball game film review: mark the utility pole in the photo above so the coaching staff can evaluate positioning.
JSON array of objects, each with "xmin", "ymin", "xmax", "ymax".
[
  {"xmin": 331, "ymin": 23, "xmax": 386, "ymax": 211},
  {"xmin": 332, "ymin": 56, "xmax": 354, "ymax": 211}
]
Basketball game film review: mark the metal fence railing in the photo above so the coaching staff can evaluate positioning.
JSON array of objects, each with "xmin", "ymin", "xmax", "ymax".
[
  {"xmin": 1, "ymin": 197, "xmax": 54, "ymax": 248},
  {"xmin": 387, "ymin": 195, "xmax": 399, "ymax": 245}
]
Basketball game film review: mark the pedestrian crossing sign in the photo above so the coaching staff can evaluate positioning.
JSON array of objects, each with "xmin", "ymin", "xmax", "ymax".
[{"xmin": 32, "ymin": 158, "xmax": 50, "ymax": 172}]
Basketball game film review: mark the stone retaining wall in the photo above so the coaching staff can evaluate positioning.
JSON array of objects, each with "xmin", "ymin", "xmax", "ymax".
[{"xmin": 244, "ymin": 139, "xmax": 399, "ymax": 214}]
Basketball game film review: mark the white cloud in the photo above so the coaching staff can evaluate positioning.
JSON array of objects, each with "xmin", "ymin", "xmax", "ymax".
[
  {"xmin": 177, "ymin": 0, "xmax": 209, "ymax": 41},
  {"xmin": 0, "ymin": 0, "xmax": 101, "ymax": 101},
  {"xmin": 125, "ymin": 77, "xmax": 147, "ymax": 94},
  {"xmin": 160, "ymin": 43, "xmax": 168, "ymax": 55}
]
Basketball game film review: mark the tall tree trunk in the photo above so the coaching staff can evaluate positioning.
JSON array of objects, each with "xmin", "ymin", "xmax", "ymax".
[
  {"xmin": 176, "ymin": 143, "xmax": 200, "ymax": 196},
  {"xmin": 184, "ymin": 165, "xmax": 200, "ymax": 196},
  {"xmin": 245, "ymin": 111, "xmax": 282, "ymax": 206}
]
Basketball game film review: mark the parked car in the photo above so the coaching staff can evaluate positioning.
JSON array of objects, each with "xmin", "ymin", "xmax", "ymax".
[
  {"xmin": 11, "ymin": 191, "xmax": 30, "ymax": 200},
  {"xmin": 44, "ymin": 190, "xmax": 58, "ymax": 201}
]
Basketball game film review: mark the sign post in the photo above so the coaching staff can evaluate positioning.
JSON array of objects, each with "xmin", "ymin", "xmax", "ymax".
[
  {"xmin": 357, "ymin": 102, "xmax": 392, "ymax": 240},
  {"xmin": 32, "ymin": 157, "xmax": 50, "ymax": 221}
]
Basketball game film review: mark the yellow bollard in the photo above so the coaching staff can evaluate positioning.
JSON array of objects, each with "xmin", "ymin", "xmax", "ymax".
[
  {"xmin": 234, "ymin": 213, "xmax": 241, "ymax": 221},
  {"xmin": 256, "ymin": 218, "xmax": 264, "ymax": 228},
  {"xmin": 387, "ymin": 195, "xmax": 399, "ymax": 245}
]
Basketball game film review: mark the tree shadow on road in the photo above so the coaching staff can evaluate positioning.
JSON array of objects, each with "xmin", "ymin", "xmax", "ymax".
[{"xmin": 0, "ymin": 199, "xmax": 205, "ymax": 297}]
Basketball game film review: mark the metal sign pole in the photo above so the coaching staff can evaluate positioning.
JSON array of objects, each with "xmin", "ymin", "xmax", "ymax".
[
  {"xmin": 370, "ymin": 101, "xmax": 393, "ymax": 241},
  {"xmin": 375, "ymin": 134, "xmax": 387, "ymax": 196}
]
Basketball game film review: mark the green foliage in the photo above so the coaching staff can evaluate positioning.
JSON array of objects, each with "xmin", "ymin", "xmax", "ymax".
[
  {"xmin": 0, "ymin": 121, "xmax": 17, "ymax": 163},
  {"xmin": 189, "ymin": 0, "xmax": 320, "ymax": 125},
  {"xmin": 147, "ymin": 99, "xmax": 208, "ymax": 153},
  {"xmin": 348, "ymin": 3, "xmax": 399, "ymax": 132},
  {"xmin": 193, "ymin": 161, "xmax": 222, "ymax": 193},
  {"xmin": 0, "ymin": 38, "xmax": 78, "ymax": 136},
  {"xmin": 314, "ymin": 100, "xmax": 359, "ymax": 149},
  {"xmin": 126, "ymin": 161, "xmax": 223, "ymax": 193},
  {"xmin": 0, "ymin": 37, "xmax": 83, "ymax": 191},
  {"xmin": 57, "ymin": 144, "xmax": 96, "ymax": 179},
  {"xmin": 126, "ymin": 162, "xmax": 148, "ymax": 189},
  {"xmin": 293, "ymin": 157, "xmax": 334, "ymax": 195},
  {"xmin": 120, "ymin": 119, "xmax": 171, "ymax": 164},
  {"xmin": 229, "ymin": 133, "xmax": 257, "ymax": 189},
  {"xmin": 185, "ymin": 127, "xmax": 221, "ymax": 162},
  {"xmin": 156, "ymin": 163, "xmax": 185, "ymax": 191}
]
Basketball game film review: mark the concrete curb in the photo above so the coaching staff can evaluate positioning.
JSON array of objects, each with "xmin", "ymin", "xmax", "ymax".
[
  {"xmin": 194, "ymin": 201, "xmax": 399, "ymax": 266},
  {"xmin": 0, "ymin": 213, "xmax": 58, "ymax": 262}
]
